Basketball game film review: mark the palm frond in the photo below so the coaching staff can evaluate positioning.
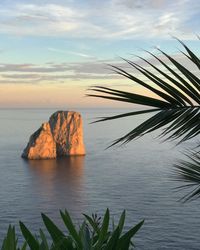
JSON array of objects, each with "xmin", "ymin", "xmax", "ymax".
[
  {"xmin": 88, "ymin": 86, "xmax": 173, "ymax": 108},
  {"xmin": 89, "ymin": 39, "xmax": 200, "ymax": 145},
  {"xmin": 173, "ymin": 151, "xmax": 200, "ymax": 202},
  {"xmin": 91, "ymin": 108, "xmax": 159, "ymax": 123},
  {"xmin": 106, "ymin": 108, "xmax": 200, "ymax": 147},
  {"xmin": 175, "ymin": 37, "xmax": 200, "ymax": 70}
]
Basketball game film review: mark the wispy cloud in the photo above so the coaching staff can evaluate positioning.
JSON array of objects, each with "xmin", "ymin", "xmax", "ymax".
[
  {"xmin": 0, "ymin": 52, "xmax": 199, "ymax": 86},
  {"xmin": 48, "ymin": 47, "xmax": 96, "ymax": 59},
  {"xmin": 0, "ymin": 60, "xmax": 124, "ymax": 85},
  {"xmin": 0, "ymin": 0, "xmax": 199, "ymax": 39}
]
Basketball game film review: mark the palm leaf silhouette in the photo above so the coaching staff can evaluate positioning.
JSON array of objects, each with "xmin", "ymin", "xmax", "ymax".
[
  {"xmin": 89, "ymin": 39, "xmax": 200, "ymax": 201},
  {"xmin": 173, "ymin": 151, "xmax": 200, "ymax": 202},
  {"xmin": 88, "ymin": 39, "xmax": 200, "ymax": 146}
]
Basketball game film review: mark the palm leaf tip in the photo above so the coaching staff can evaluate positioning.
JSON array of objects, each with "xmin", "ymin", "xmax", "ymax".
[{"xmin": 173, "ymin": 151, "xmax": 200, "ymax": 202}]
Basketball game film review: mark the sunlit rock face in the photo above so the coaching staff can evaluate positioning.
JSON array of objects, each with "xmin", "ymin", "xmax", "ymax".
[
  {"xmin": 49, "ymin": 111, "xmax": 86, "ymax": 156},
  {"xmin": 22, "ymin": 122, "xmax": 57, "ymax": 160},
  {"xmin": 22, "ymin": 111, "xmax": 86, "ymax": 160}
]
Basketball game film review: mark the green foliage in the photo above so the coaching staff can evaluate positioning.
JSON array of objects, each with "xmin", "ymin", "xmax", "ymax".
[{"xmin": 1, "ymin": 209, "xmax": 144, "ymax": 250}]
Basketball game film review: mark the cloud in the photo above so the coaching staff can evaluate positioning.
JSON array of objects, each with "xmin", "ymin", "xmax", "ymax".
[
  {"xmin": 48, "ymin": 47, "xmax": 96, "ymax": 59},
  {"xmin": 0, "ymin": 0, "xmax": 198, "ymax": 39},
  {"xmin": 0, "ymin": 63, "xmax": 70, "ymax": 72},
  {"xmin": 0, "ymin": 51, "xmax": 199, "ymax": 86},
  {"xmin": 0, "ymin": 60, "xmax": 124, "ymax": 85},
  {"xmin": 0, "ymin": 3, "xmax": 105, "ymax": 37}
]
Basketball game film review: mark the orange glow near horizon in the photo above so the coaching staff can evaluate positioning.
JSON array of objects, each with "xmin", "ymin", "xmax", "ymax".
[{"xmin": 0, "ymin": 79, "xmax": 156, "ymax": 108}]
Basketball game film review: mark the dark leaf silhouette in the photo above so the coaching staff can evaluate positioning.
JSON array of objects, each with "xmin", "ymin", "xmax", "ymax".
[
  {"xmin": 88, "ymin": 39, "xmax": 200, "ymax": 146},
  {"xmin": 89, "ymin": 38, "xmax": 200, "ymax": 201},
  {"xmin": 173, "ymin": 151, "xmax": 200, "ymax": 202}
]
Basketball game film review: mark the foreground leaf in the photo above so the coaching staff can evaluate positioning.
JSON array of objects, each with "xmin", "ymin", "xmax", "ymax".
[
  {"xmin": 118, "ymin": 220, "xmax": 144, "ymax": 250},
  {"xmin": 19, "ymin": 222, "xmax": 39, "ymax": 250},
  {"xmin": 60, "ymin": 210, "xmax": 82, "ymax": 249},
  {"xmin": 1, "ymin": 226, "xmax": 17, "ymax": 250}
]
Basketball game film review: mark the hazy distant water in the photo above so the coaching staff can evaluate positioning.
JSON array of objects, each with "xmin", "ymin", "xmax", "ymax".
[{"xmin": 0, "ymin": 108, "xmax": 199, "ymax": 249}]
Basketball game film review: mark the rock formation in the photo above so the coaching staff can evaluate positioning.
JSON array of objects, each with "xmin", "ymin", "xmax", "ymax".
[
  {"xmin": 21, "ymin": 122, "xmax": 57, "ymax": 160},
  {"xmin": 49, "ymin": 111, "xmax": 86, "ymax": 156},
  {"xmin": 22, "ymin": 111, "xmax": 86, "ymax": 160}
]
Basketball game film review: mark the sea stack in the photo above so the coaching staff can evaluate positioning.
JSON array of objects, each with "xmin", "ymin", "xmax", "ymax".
[{"xmin": 22, "ymin": 111, "xmax": 86, "ymax": 160}]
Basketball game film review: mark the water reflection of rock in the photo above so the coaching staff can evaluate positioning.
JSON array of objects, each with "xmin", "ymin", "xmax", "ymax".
[{"xmin": 24, "ymin": 156, "xmax": 85, "ymax": 213}]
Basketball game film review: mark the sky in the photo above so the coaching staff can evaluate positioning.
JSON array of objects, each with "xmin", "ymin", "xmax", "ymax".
[{"xmin": 0, "ymin": 0, "xmax": 200, "ymax": 108}]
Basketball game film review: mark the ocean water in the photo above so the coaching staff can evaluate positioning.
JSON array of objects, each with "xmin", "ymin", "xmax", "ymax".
[{"xmin": 0, "ymin": 108, "xmax": 199, "ymax": 249}]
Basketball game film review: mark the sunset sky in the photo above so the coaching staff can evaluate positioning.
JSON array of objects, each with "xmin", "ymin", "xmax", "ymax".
[{"xmin": 0, "ymin": 0, "xmax": 200, "ymax": 108}]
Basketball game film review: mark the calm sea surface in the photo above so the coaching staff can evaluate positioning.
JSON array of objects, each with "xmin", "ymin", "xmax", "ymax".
[{"xmin": 0, "ymin": 108, "xmax": 199, "ymax": 249}]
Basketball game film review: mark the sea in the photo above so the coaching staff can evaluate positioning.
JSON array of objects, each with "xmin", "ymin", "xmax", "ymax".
[{"xmin": 0, "ymin": 108, "xmax": 199, "ymax": 249}]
